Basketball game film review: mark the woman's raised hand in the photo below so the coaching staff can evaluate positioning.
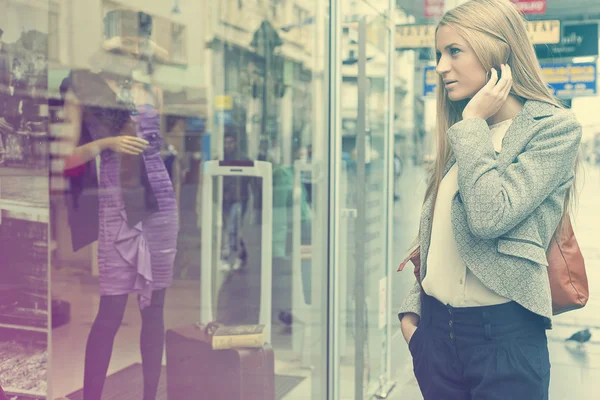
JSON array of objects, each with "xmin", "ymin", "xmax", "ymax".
[
  {"xmin": 107, "ymin": 136, "xmax": 149, "ymax": 155},
  {"xmin": 462, "ymin": 64, "xmax": 513, "ymax": 121}
]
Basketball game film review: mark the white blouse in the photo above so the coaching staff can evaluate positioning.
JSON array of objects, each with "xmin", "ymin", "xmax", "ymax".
[{"xmin": 421, "ymin": 119, "xmax": 514, "ymax": 307}]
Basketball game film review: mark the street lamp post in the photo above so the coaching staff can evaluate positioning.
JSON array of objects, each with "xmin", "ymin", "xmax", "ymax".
[{"xmin": 251, "ymin": 21, "xmax": 282, "ymax": 148}]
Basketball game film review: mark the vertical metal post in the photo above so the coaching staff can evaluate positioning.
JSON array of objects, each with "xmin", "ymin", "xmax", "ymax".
[
  {"xmin": 327, "ymin": 0, "xmax": 342, "ymax": 398},
  {"xmin": 385, "ymin": 0, "xmax": 395, "ymax": 385},
  {"xmin": 354, "ymin": 16, "xmax": 367, "ymax": 400},
  {"xmin": 262, "ymin": 27, "xmax": 269, "ymax": 141},
  {"xmin": 381, "ymin": 1, "xmax": 398, "ymax": 395}
]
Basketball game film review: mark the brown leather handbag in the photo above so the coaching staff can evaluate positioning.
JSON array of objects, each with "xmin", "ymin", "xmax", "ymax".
[
  {"xmin": 398, "ymin": 216, "xmax": 589, "ymax": 316},
  {"xmin": 546, "ymin": 216, "xmax": 589, "ymax": 315}
]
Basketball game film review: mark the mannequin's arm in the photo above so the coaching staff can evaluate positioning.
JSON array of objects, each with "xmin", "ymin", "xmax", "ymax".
[
  {"xmin": 64, "ymin": 89, "xmax": 148, "ymax": 169},
  {"xmin": 63, "ymin": 89, "xmax": 112, "ymax": 168},
  {"xmin": 68, "ymin": 139, "xmax": 113, "ymax": 169}
]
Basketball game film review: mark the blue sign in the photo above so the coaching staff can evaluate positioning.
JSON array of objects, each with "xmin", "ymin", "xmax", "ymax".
[
  {"xmin": 214, "ymin": 110, "xmax": 233, "ymax": 125},
  {"xmin": 201, "ymin": 133, "xmax": 211, "ymax": 162},
  {"xmin": 423, "ymin": 66, "xmax": 437, "ymax": 97},
  {"xmin": 186, "ymin": 117, "xmax": 206, "ymax": 133},
  {"xmin": 541, "ymin": 62, "xmax": 597, "ymax": 98}
]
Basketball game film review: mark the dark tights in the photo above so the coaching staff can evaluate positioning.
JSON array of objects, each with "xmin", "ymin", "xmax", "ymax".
[{"xmin": 83, "ymin": 289, "xmax": 166, "ymax": 400}]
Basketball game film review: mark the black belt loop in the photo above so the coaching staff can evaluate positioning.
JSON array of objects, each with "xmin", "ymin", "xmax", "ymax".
[
  {"xmin": 421, "ymin": 294, "xmax": 431, "ymax": 327},
  {"xmin": 484, "ymin": 324, "xmax": 492, "ymax": 340},
  {"xmin": 482, "ymin": 310, "xmax": 492, "ymax": 341}
]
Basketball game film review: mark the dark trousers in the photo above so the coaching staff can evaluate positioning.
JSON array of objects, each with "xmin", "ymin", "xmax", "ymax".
[{"xmin": 409, "ymin": 294, "xmax": 550, "ymax": 400}]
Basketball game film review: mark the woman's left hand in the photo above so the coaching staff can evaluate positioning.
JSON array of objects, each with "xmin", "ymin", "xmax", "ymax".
[{"xmin": 462, "ymin": 64, "xmax": 513, "ymax": 121}]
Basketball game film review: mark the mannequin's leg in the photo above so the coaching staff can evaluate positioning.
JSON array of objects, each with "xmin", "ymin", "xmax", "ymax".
[
  {"xmin": 140, "ymin": 288, "xmax": 167, "ymax": 400},
  {"xmin": 83, "ymin": 294, "xmax": 129, "ymax": 400}
]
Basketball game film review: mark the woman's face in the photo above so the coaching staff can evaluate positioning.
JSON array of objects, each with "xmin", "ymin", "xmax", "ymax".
[{"xmin": 435, "ymin": 25, "xmax": 488, "ymax": 101}]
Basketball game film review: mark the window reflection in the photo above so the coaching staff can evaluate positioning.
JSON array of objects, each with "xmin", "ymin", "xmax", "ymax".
[
  {"xmin": 3, "ymin": 0, "xmax": 328, "ymax": 398},
  {"xmin": 0, "ymin": 1, "xmax": 50, "ymax": 399},
  {"xmin": 51, "ymin": 7, "xmax": 183, "ymax": 399}
]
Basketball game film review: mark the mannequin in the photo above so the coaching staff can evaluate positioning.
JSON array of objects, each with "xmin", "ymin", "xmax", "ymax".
[{"xmin": 61, "ymin": 11, "xmax": 177, "ymax": 400}]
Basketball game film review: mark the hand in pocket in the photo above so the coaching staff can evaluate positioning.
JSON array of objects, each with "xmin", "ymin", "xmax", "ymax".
[{"xmin": 401, "ymin": 313, "xmax": 420, "ymax": 345}]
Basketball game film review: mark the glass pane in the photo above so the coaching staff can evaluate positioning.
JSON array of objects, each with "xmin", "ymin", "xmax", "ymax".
[
  {"xmin": 208, "ymin": 1, "xmax": 330, "ymax": 398},
  {"xmin": 49, "ymin": 2, "xmax": 207, "ymax": 399},
  {"xmin": 389, "ymin": 45, "xmax": 429, "ymax": 399},
  {"xmin": 0, "ymin": 1, "xmax": 50, "ymax": 398},
  {"xmin": 337, "ymin": 1, "xmax": 393, "ymax": 398},
  {"xmin": 49, "ymin": 1, "xmax": 329, "ymax": 399}
]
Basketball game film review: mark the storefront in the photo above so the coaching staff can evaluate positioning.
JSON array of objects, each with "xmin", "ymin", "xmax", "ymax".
[
  {"xmin": 4, "ymin": 0, "xmax": 600, "ymax": 399},
  {"xmin": 2, "ymin": 0, "xmax": 407, "ymax": 399}
]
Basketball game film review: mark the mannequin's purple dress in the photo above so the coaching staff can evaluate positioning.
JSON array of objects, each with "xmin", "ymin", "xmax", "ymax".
[{"xmin": 90, "ymin": 103, "xmax": 178, "ymax": 309}]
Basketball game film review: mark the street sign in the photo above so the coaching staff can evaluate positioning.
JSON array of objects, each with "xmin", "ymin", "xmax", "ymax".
[
  {"xmin": 214, "ymin": 110, "xmax": 232, "ymax": 125},
  {"xmin": 535, "ymin": 23, "xmax": 599, "ymax": 60},
  {"xmin": 527, "ymin": 20, "xmax": 560, "ymax": 45},
  {"xmin": 396, "ymin": 24, "xmax": 436, "ymax": 49},
  {"xmin": 541, "ymin": 62, "xmax": 597, "ymax": 98},
  {"xmin": 214, "ymin": 95, "xmax": 232, "ymax": 111},
  {"xmin": 424, "ymin": 65, "xmax": 437, "ymax": 97},
  {"xmin": 186, "ymin": 117, "xmax": 206, "ymax": 133},
  {"xmin": 418, "ymin": 62, "xmax": 595, "ymax": 99},
  {"xmin": 425, "ymin": 0, "xmax": 445, "ymax": 18},
  {"xmin": 511, "ymin": 0, "xmax": 546, "ymax": 15},
  {"xmin": 397, "ymin": 20, "xmax": 559, "ymax": 49}
]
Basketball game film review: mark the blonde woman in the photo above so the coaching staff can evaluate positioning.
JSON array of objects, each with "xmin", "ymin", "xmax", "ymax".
[{"xmin": 398, "ymin": 1, "xmax": 581, "ymax": 399}]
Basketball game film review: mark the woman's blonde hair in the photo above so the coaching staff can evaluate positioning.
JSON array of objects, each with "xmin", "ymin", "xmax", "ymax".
[{"xmin": 422, "ymin": 0, "xmax": 577, "ymax": 242}]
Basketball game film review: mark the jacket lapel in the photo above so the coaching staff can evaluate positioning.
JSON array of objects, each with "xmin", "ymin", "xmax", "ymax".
[
  {"xmin": 495, "ymin": 100, "xmax": 553, "ymax": 172},
  {"xmin": 417, "ymin": 100, "xmax": 555, "ymax": 278}
]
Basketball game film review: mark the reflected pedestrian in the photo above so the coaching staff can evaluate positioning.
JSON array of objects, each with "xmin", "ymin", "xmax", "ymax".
[{"xmin": 221, "ymin": 129, "xmax": 251, "ymax": 271}]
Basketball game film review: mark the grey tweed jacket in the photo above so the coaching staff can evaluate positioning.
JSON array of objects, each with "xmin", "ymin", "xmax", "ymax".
[{"xmin": 398, "ymin": 100, "xmax": 582, "ymax": 328}]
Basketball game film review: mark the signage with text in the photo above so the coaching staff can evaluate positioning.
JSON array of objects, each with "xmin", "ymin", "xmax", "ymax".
[
  {"xmin": 424, "ymin": 66, "xmax": 437, "ymax": 97},
  {"xmin": 425, "ymin": 0, "xmax": 444, "ymax": 18},
  {"xmin": 397, "ymin": 20, "xmax": 560, "ymax": 49},
  {"xmin": 214, "ymin": 110, "xmax": 233, "ymax": 125},
  {"xmin": 396, "ymin": 24, "xmax": 436, "ymax": 49},
  {"xmin": 420, "ymin": 62, "xmax": 595, "ymax": 99},
  {"xmin": 526, "ymin": 20, "xmax": 561, "ymax": 45},
  {"xmin": 511, "ymin": 0, "xmax": 547, "ymax": 14},
  {"xmin": 215, "ymin": 95, "xmax": 233, "ymax": 111},
  {"xmin": 541, "ymin": 62, "xmax": 597, "ymax": 98},
  {"xmin": 186, "ymin": 117, "xmax": 206, "ymax": 133},
  {"xmin": 535, "ymin": 23, "xmax": 599, "ymax": 60}
]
